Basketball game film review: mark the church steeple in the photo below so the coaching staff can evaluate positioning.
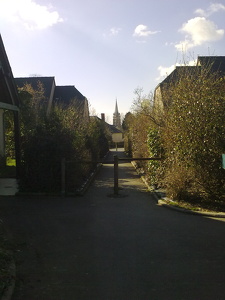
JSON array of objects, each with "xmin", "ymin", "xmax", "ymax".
[
  {"xmin": 113, "ymin": 99, "xmax": 121, "ymax": 129},
  {"xmin": 115, "ymin": 100, "xmax": 119, "ymax": 114}
]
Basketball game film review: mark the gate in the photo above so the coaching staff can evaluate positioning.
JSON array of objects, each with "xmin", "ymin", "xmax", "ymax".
[
  {"xmin": 113, "ymin": 155, "xmax": 161, "ymax": 195},
  {"xmin": 61, "ymin": 155, "xmax": 161, "ymax": 196}
]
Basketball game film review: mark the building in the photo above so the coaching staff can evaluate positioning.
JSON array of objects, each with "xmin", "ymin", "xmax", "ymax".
[
  {"xmin": 100, "ymin": 113, "xmax": 123, "ymax": 148},
  {"xmin": 15, "ymin": 77, "xmax": 89, "ymax": 121},
  {"xmin": 113, "ymin": 99, "xmax": 121, "ymax": 129},
  {"xmin": 0, "ymin": 34, "xmax": 20, "ymax": 177},
  {"xmin": 154, "ymin": 56, "xmax": 225, "ymax": 112},
  {"xmin": 154, "ymin": 66, "xmax": 198, "ymax": 111},
  {"xmin": 15, "ymin": 76, "xmax": 56, "ymax": 115},
  {"xmin": 197, "ymin": 56, "xmax": 225, "ymax": 75},
  {"xmin": 54, "ymin": 85, "xmax": 89, "ymax": 121}
]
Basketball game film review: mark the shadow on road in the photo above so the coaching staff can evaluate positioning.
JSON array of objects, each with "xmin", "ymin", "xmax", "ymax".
[
  {"xmin": 94, "ymin": 148, "xmax": 149, "ymax": 195},
  {"xmin": 0, "ymin": 149, "xmax": 225, "ymax": 299}
]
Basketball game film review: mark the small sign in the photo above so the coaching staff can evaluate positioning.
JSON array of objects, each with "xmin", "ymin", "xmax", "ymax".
[{"xmin": 222, "ymin": 154, "xmax": 225, "ymax": 169}]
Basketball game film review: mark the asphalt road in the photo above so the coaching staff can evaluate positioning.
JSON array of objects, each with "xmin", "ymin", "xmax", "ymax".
[{"xmin": 0, "ymin": 149, "xmax": 225, "ymax": 300}]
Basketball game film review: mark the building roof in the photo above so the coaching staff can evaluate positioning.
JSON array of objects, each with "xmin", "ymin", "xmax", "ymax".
[
  {"xmin": 14, "ymin": 77, "xmax": 88, "ymax": 116},
  {"xmin": 90, "ymin": 116, "xmax": 122, "ymax": 134},
  {"xmin": 53, "ymin": 85, "xmax": 86, "ymax": 105},
  {"xmin": 15, "ymin": 77, "xmax": 55, "ymax": 100},
  {"xmin": 197, "ymin": 56, "xmax": 225, "ymax": 75},
  {"xmin": 114, "ymin": 99, "xmax": 119, "ymax": 114},
  {"xmin": 154, "ymin": 55, "xmax": 225, "ymax": 111},
  {"xmin": 157, "ymin": 66, "xmax": 200, "ymax": 88},
  {"xmin": 108, "ymin": 124, "xmax": 122, "ymax": 134},
  {"xmin": 0, "ymin": 34, "xmax": 20, "ymax": 109},
  {"xmin": 156, "ymin": 56, "xmax": 225, "ymax": 91}
]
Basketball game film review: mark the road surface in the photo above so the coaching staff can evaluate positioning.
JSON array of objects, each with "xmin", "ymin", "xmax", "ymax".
[{"xmin": 0, "ymin": 149, "xmax": 225, "ymax": 299}]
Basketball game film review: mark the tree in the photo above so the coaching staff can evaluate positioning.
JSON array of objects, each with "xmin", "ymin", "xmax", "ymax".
[
  {"xmin": 123, "ymin": 112, "xmax": 134, "ymax": 155},
  {"xmin": 125, "ymin": 63, "xmax": 225, "ymax": 204},
  {"xmin": 17, "ymin": 83, "xmax": 109, "ymax": 193},
  {"xmin": 123, "ymin": 89, "xmax": 162, "ymax": 186},
  {"xmin": 127, "ymin": 88, "xmax": 154, "ymax": 159}
]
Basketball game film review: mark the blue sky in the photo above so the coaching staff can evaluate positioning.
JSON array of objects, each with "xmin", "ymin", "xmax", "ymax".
[{"xmin": 0, "ymin": 0, "xmax": 225, "ymax": 123}]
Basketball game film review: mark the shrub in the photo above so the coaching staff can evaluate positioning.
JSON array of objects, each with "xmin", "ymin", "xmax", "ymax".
[
  {"xmin": 147, "ymin": 128, "xmax": 162, "ymax": 187},
  {"xmin": 18, "ymin": 83, "xmax": 108, "ymax": 193},
  {"xmin": 162, "ymin": 65, "xmax": 225, "ymax": 201}
]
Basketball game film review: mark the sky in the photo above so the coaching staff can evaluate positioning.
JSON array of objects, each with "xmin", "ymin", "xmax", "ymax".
[{"xmin": 0, "ymin": 0, "xmax": 225, "ymax": 123}]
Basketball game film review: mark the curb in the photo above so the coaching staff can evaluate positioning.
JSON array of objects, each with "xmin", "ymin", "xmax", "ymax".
[
  {"xmin": 131, "ymin": 160, "xmax": 225, "ymax": 218},
  {"xmin": 74, "ymin": 150, "xmax": 111, "ymax": 196},
  {"xmin": 71, "ymin": 163, "xmax": 103, "ymax": 196},
  {"xmin": 157, "ymin": 198, "xmax": 225, "ymax": 218},
  {"xmin": 153, "ymin": 190, "xmax": 225, "ymax": 218}
]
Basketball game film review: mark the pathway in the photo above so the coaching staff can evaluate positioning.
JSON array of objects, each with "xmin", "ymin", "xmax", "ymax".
[{"xmin": 0, "ymin": 149, "xmax": 225, "ymax": 299}]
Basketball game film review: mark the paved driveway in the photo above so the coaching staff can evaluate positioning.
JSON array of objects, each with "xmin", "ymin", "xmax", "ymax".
[{"xmin": 0, "ymin": 149, "xmax": 225, "ymax": 300}]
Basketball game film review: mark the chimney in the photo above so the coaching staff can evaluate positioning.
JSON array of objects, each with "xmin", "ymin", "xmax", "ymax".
[{"xmin": 101, "ymin": 113, "xmax": 105, "ymax": 122}]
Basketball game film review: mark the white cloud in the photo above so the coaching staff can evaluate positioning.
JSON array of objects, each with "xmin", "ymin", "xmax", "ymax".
[
  {"xmin": 133, "ymin": 24, "xmax": 159, "ymax": 37},
  {"xmin": 0, "ymin": 0, "xmax": 63, "ymax": 30},
  {"xmin": 156, "ymin": 65, "xmax": 176, "ymax": 81},
  {"xmin": 102, "ymin": 27, "xmax": 122, "ymax": 39},
  {"xmin": 110, "ymin": 27, "xmax": 121, "ymax": 36},
  {"xmin": 156, "ymin": 60, "xmax": 196, "ymax": 81},
  {"xmin": 175, "ymin": 17, "xmax": 224, "ymax": 51},
  {"xmin": 195, "ymin": 3, "xmax": 225, "ymax": 17}
]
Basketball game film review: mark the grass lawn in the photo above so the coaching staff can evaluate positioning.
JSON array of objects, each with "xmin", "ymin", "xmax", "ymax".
[{"xmin": 6, "ymin": 158, "xmax": 16, "ymax": 167}]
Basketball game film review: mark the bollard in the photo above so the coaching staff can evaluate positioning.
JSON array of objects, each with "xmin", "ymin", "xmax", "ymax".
[{"xmin": 114, "ymin": 155, "xmax": 119, "ymax": 195}]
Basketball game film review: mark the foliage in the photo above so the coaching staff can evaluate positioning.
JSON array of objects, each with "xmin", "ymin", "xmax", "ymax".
[
  {"xmin": 4, "ymin": 111, "xmax": 15, "ymax": 160},
  {"xmin": 122, "ymin": 112, "xmax": 135, "ymax": 156},
  {"xmin": 1, "ymin": 111, "xmax": 17, "ymax": 177},
  {"xmin": 147, "ymin": 128, "xmax": 162, "ymax": 186},
  {"xmin": 126, "ymin": 62, "xmax": 225, "ymax": 205},
  {"xmin": 123, "ymin": 89, "xmax": 161, "ymax": 184},
  {"xmin": 86, "ymin": 117, "xmax": 109, "ymax": 161},
  {"xmin": 20, "ymin": 114, "xmax": 76, "ymax": 192},
  {"xmin": 162, "ymin": 66, "xmax": 225, "ymax": 200},
  {"xmin": 132, "ymin": 87, "xmax": 154, "ymax": 114},
  {"xmin": 17, "ymin": 82, "xmax": 108, "ymax": 193}
]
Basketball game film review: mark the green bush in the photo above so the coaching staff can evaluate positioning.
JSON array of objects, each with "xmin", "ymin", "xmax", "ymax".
[
  {"xmin": 17, "ymin": 83, "xmax": 109, "ymax": 193},
  {"xmin": 162, "ymin": 66, "xmax": 225, "ymax": 201},
  {"xmin": 147, "ymin": 128, "xmax": 162, "ymax": 187}
]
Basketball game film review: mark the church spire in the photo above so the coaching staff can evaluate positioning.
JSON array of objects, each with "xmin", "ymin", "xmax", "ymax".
[
  {"xmin": 113, "ymin": 99, "xmax": 121, "ymax": 129},
  {"xmin": 115, "ymin": 99, "xmax": 119, "ymax": 114}
]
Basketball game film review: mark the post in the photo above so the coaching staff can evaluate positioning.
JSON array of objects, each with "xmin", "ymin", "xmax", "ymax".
[
  {"xmin": 114, "ymin": 155, "xmax": 118, "ymax": 195},
  {"xmin": 14, "ymin": 111, "xmax": 21, "ymax": 179},
  {"xmin": 61, "ymin": 157, "xmax": 66, "ymax": 196}
]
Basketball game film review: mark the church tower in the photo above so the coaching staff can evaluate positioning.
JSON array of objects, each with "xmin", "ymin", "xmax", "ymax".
[{"xmin": 113, "ymin": 99, "xmax": 121, "ymax": 129}]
